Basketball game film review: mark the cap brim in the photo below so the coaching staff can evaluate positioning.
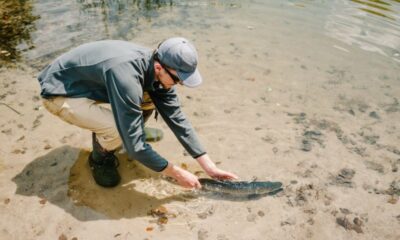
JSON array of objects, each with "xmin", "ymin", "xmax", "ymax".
[{"xmin": 177, "ymin": 68, "xmax": 202, "ymax": 88}]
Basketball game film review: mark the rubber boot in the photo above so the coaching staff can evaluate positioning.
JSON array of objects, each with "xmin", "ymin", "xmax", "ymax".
[
  {"xmin": 88, "ymin": 133, "xmax": 121, "ymax": 187},
  {"xmin": 142, "ymin": 109, "xmax": 163, "ymax": 142}
]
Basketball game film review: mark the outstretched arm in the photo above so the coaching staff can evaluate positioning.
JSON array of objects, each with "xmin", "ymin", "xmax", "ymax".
[{"xmin": 161, "ymin": 154, "xmax": 238, "ymax": 189}]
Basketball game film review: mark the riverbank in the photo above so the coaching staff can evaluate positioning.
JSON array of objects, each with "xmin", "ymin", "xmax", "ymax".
[{"xmin": 0, "ymin": 46, "xmax": 399, "ymax": 239}]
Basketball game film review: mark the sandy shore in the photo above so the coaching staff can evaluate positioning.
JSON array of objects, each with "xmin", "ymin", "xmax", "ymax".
[{"xmin": 0, "ymin": 34, "xmax": 400, "ymax": 240}]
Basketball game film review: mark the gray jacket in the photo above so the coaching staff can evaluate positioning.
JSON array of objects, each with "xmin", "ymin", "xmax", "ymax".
[{"xmin": 38, "ymin": 40, "xmax": 206, "ymax": 171}]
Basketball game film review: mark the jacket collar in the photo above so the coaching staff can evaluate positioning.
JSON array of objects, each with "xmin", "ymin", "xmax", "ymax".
[{"xmin": 144, "ymin": 51, "xmax": 157, "ymax": 91}]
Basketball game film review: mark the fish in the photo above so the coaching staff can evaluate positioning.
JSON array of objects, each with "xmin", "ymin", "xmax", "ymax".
[{"xmin": 198, "ymin": 178, "xmax": 283, "ymax": 196}]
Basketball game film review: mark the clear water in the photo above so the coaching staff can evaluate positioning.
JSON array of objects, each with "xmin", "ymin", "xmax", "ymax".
[{"xmin": 1, "ymin": 0, "xmax": 399, "ymax": 66}]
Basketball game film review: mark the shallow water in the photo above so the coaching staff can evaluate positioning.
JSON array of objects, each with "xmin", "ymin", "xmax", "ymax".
[
  {"xmin": 1, "ymin": 0, "xmax": 399, "ymax": 66},
  {"xmin": 1, "ymin": 2, "xmax": 400, "ymax": 238}
]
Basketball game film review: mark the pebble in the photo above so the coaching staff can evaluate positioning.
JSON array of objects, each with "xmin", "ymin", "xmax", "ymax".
[
  {"xmin": 281, "ymin": 217, "xmax": 296, "ymax": 226},
  {"xmin": 257, "ymin": 210, "xmax": 265, "ymax": 217},
  {"xmin": 58, "ymin": 234, "xmax": 67, "ymax": 240},
  {"xmin": 44, "ymin": 144, "xmax": 52, "ymax": 150}
]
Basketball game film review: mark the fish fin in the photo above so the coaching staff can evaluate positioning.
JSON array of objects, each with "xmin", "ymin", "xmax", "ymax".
[{"xmin": 267, "ymin": 188, "xmax": 283, "ymax": 196}]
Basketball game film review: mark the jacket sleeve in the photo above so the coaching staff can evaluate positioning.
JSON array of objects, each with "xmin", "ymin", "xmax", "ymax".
[
  {"xmin": 104, "ymin": 63, "xmax": 168, "ymax": 172},
  {"xmin": 149, "ymin": 86, "xmax": 206, "ymax": 158}
]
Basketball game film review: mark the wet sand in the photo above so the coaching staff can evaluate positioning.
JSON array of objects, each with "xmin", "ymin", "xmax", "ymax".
[{"xmin": 1, "ymin": 6, "xmax": 400, "ymax": 238}]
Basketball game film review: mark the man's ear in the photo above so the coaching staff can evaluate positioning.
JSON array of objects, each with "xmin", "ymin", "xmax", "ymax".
[{"xmin": 154, "ymin": 61, "xmax": 162, "ymax": 71}]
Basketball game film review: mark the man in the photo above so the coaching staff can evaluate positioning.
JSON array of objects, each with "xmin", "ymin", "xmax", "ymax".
[{"xmin": 38, "ymin": 37, "xmax": 237, "ymax": 188}]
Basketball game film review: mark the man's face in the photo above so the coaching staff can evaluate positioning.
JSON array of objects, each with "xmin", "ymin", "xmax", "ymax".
[{"xmin": 155, "ymin": 62, "xmax": 182, "ymax": 90}]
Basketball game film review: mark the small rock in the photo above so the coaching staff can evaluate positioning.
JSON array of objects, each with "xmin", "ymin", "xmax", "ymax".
[
  {"xmin": 336, "ymin": 217, "xmax": 352, "ymax": 230},
  {"xmin": 331, "ymin": 168, "xmax": 355, "ymax": 188},
  {"xmin": 4, "ymin": 198, "xmax": 10, "ymax": 204},
  {"xmin": 58, "ymin": 234, "xmax": 67, "ymax": 240},
  {"xmin": 272, "ymin": 147, "xmax": 278, "ymax": 154},
  {"xmin": 387, "ymin": 195, "xmax": 398, "ymax": 204},
  {"xmin": 391, "ymin": 162, "xmax": 398, "ymax": 172},
  {"xmin": 303, "ymin": 208, "xmax": 316, "ymax": 215},
  {"xmin": 353, "ymin": 217, "xmax": 363, "ymax": 226},
  {"xmin": 388, "ymin": 180, "xmax": 400, "ymax": 195},
  {"xmin": 145, "ymin": 226, "xmax": 154, "ymax": 232},
  {"xmin": 257, "ymin": 210, "xmax": 265, "ymax": 217},
  {"xmin": 194, "ymin": 171, "xmax": 204, "ymax": 177},
  {"xmin": 148, "ymin": 205, "xmax": 168, "ymax": 217},
  {"xmin": 32, "ymin": 114, "xmax": 44, "ymax": 129},
  {"xmin": 369, "ymin": 111, "xmax": 380, "ymax": 119},
  {"xmin": 307, "ymin": 218, "xmax": 315, "ymax": 225},
  {"xmin": 44, "ymin": 144, "xmax": 52, "ymax": 150},
  {"xmin": 281, "ymin": 217, "xmax": 296, "ymax": 226},
  {"xmin": 295, "ymin": 193, "xmax": 307, "ymax": 206},
  {"xmin": 301, "ymin": 139, "xmax": 312, "ymax": 151},
  {"xmin": 11, "ymin": 149, "xmax": 25, "ymax": 154},
  {"xmin": 339, "ymin": 208, "xmax": 352, "ymax": 215},
  {"xmin": 310, "ymin": 164, "xmax": 318, "ymax": 169},
  {"xmin": 157, "ymin": 216, "xmax": 168, "ymax": 225},
  {"xmin": 1, "ymin": 128, "xmax": 12, "ymax": 135},
  {"xmin": 336, "ymin": 216, "xmax": 363, "ymax": 233},
  {"xmin": 261, "ymin": 136, "xmax": 276, "ymax": 144},
  {"xmin": 331, "ymin": 210, "xmax": 338, "ymax": 216},
  {"xmin": 180, "ymin": 163, "xmax": 188, "ymax": 170}
]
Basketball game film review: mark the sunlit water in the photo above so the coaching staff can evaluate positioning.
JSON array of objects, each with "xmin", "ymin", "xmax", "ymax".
[{"xmin": 1, "ymin": 0, "xmax": 399, "ymax": 66}]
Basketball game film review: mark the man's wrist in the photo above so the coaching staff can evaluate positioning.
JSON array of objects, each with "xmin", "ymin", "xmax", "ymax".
[
  {"xmin": 161, "ymin": 162, "xmax": 182, "ymax": 179},
  {"xmin": 196, "ymin": 154, "xmax": 217, "ymax": 173},
  {"xmin": 193, "ymin": 152, "xmax": 207, "ymax": 159},
  {"xmin": 161, "ymin": 162, "xmax": 173, "ymax": 176}
]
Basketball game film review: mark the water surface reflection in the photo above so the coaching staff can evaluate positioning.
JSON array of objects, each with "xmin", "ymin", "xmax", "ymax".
[
  {"xmin": 324, "ymin": 0, "xmax": 400, "ymax": 62},
  {"xmin": 1, "ymin": 0, "xmax": 400, "ymax": 65},
  {"xmin": 0, "ymin": 0, "xmax": 39, "ymax": 63}
]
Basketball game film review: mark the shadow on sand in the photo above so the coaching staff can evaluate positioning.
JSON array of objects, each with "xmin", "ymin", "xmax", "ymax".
[{"xmin": 12, "ymin": 146, "xmax": 187, "ymax": 221}]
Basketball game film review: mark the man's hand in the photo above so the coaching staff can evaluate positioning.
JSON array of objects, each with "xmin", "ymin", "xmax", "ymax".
[
  {"xmin": 196, "ymin": 154, "xmax": 238, "ymax": 180},
  {"xmin": 162, "ymin": 163, "xmax": 201, "ymax": 189}
]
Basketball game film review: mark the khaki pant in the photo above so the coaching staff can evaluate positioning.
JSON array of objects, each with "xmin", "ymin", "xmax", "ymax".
[{"xmin": 42, "ymin": 92, "xmax": 155, "ymax": 151}]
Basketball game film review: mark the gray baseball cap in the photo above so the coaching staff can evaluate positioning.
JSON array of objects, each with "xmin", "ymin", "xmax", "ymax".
[{"xmin": 156, "ymin": 37, "xmax": 202, "ymax": 88}]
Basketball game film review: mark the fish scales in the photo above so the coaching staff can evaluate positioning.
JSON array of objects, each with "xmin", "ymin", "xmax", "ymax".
[{"xmin": 199, "ymin": 178, "xmax": 283, "ymax": 195}]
